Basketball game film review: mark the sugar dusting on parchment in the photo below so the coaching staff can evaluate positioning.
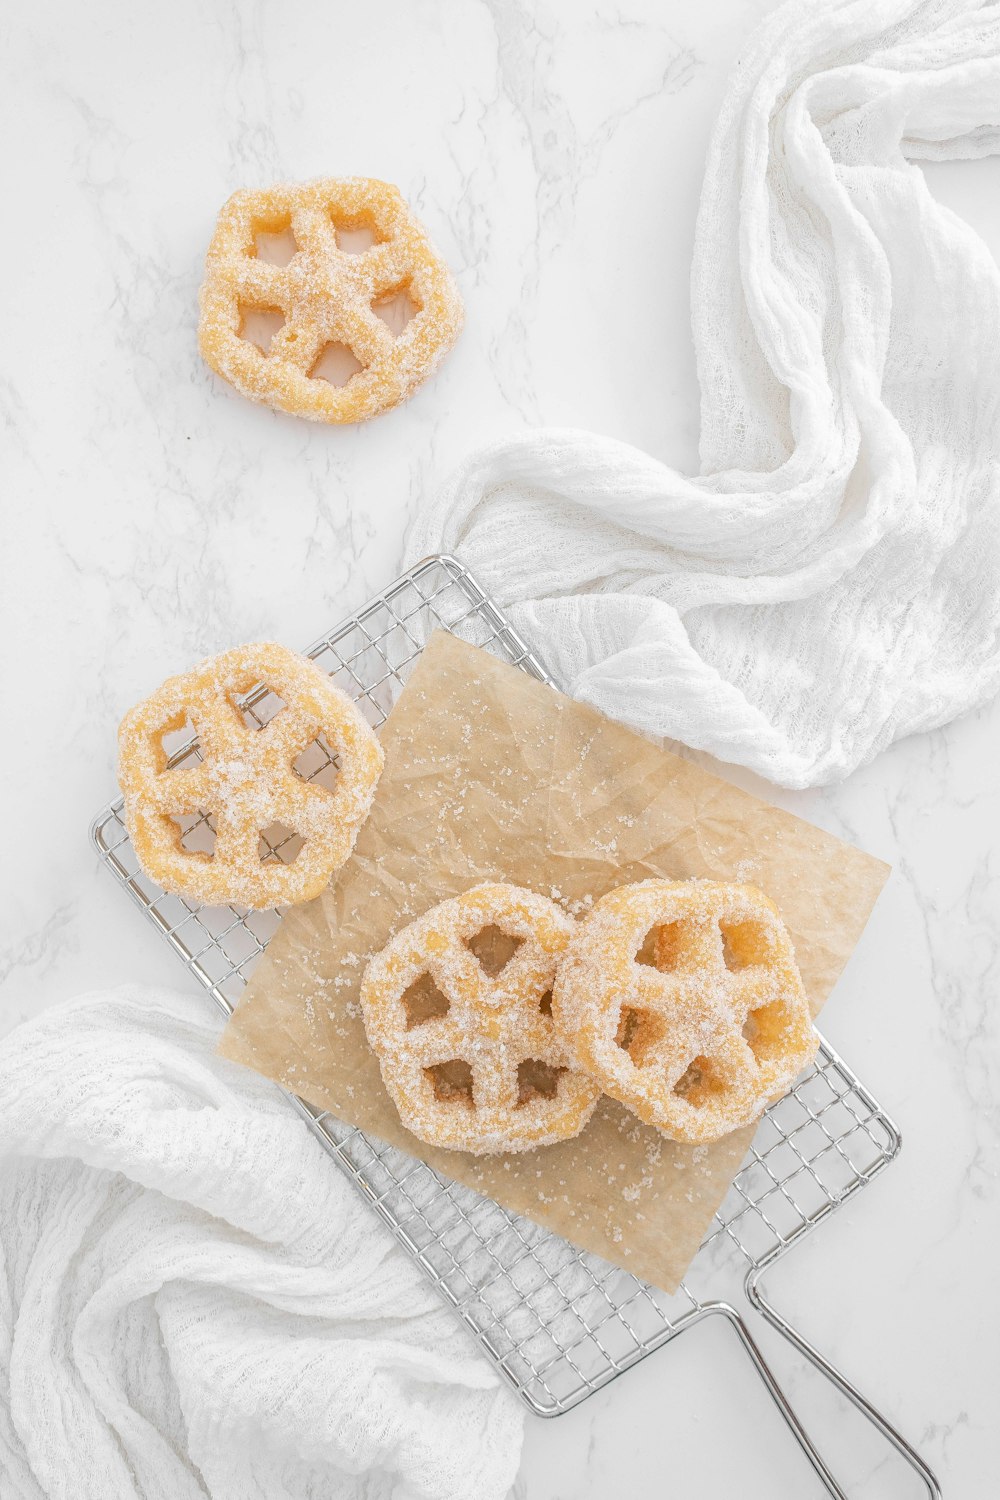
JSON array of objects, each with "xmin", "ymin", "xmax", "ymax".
[{"xmin": 219, "ymin": 632, "xmax": 889, "ymax": 1293}]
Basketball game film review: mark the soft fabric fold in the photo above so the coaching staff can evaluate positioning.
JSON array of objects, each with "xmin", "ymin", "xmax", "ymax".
[
  {"xmin": 407, "ymin": 0, "xmax": 1000, "ymax": 787},
  {"xmin": 0, "ymin": 987, "xmax": 522, "ymax": 1500}
]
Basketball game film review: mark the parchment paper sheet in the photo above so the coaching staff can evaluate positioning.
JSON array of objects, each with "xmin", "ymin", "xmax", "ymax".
[{"xmin": 219, "ymin": 631, "xmax": 888, "ymax": 1292}]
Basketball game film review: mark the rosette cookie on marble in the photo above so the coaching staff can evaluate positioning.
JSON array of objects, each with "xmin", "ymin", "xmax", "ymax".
[{"xmin": 199, "ymin": 177, "xmax": 462, "ymax": 423}]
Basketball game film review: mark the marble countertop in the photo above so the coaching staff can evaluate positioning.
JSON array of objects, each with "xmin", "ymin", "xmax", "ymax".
[{"xmin": 4, "ymin": 0, "xmax": 996, "ymax": 1493}]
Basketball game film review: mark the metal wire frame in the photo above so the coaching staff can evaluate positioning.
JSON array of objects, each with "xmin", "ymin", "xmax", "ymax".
[{"xmin": 90, "ymin": 553, "xmax": 939, "ymax": 1496}]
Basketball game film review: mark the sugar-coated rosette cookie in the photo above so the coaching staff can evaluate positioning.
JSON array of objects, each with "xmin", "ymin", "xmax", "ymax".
[
  {"xmin": 361, "ymin": 884, "xmax": 601, "ymax": 1155},
  {"xmin": 552, "ymin": 880, "xmax": 817, "ymax": 1144},
  {"xmin": 118, "ymin": 641, "xmax": 383, "ymax": 910},
  {"xmin": 198, "ymin": 176, "xmax": 462, "ymax": 423}
]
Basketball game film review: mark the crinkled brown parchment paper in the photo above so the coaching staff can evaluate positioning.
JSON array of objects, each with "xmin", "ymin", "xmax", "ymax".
[{"xmin": 219, "ymin": 631, "xmax": 888, "ymax": 1292}]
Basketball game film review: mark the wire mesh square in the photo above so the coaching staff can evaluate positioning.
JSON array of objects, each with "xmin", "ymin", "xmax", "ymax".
[{"xmin": 90, "ymin": 553, "xmax": 899, "ymax": 1416}]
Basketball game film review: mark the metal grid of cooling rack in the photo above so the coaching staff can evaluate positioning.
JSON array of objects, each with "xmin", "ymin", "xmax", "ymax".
[{"xmin": 91, "ymin": 553, "xmax": 901, "ymax": 1421}]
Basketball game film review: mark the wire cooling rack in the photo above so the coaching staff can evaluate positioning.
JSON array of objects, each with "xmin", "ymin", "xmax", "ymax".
[{"xmin": 91, "ymin": 554, "xmax": 939, "ymax": 1497}]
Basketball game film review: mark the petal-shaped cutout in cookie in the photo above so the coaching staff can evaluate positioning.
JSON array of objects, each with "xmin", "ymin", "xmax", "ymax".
[
  {"xmin": 672, "ymin": 1055, "xmax": 729, "ymax": 1105},
  {"xmin": 258, "ymin": 822, "xmax": 304, "ymax": 865},
  {"xmin": 402, "ymin": 972, "xmax": 451, "ymax": 1029},
  {"xmin": 239, "ymin": 306, "xmax": 286, "ymax": 354},
  {"xmin": 310, "ymin": 342, "xmax": 364, "ymax": 386},
  {"xmin": 231, "ymin": 686, "xmax": 288, "ymax": 731},
  {"xmin": 720, "ymin": 919, "xmax": 771, "ymax": 970},
  {"xmin": 372, "ymin": 286, "xmax": 418, "ymax": 337},
  {"xmin": 615, "ymin": 1006, "xmax": 666, "ymax": 1066},
  {"xmin": 466, "ymin": 925, "xmax": 524, "ymax": 977},
  {"xmin": 517, "ymin": 1058, "xmax": 565, "ymax": 1105},
  {"xmin": 425, "ymin": 1059, "xmax": 474, "ymax": 1105},
  {"xmin": 742, "ymin": 1000, "xmax": 795, "ymax": 1066},
  {"xmin": 253, "ymin": 223, "xmax": 298, "ymax": 265},
  {"xmin": 292, "ymin": 733, "xmax": 340, "ymax": 793},
  {"xmin": 160, "ymin": 718, "xmax": 199, "ymax": 762},
  {"xmin": 170, "ymin": 810, "xmax": 217, "ymax": 858},
  {"xmin": 335, "ymin": 222, "xmax": 378, "ymax": 253},
  {"xmin": 635, "ymin": 921, "xmax": 686, "ymax": 970}
]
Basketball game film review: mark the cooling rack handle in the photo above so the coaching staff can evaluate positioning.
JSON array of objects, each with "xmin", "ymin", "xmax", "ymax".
[{"xmin": 736, "ymin": 1265, "xmax": 941, "ymax": 1498}]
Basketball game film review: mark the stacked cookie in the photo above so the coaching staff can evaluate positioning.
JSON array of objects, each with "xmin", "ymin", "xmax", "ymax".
[{"xmin": 362, "ymin": 880, "xmax": 817, "ymax": 1154}]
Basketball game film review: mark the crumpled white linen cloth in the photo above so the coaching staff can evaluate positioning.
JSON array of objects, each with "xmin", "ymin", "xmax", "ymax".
[
  {"xmin": 0, "ymin": 987, "xmax": 522, "ymax": 1500},
  {"xmin": 408, "ymin": 0, "xmax": 1000, "ymax": 788}
]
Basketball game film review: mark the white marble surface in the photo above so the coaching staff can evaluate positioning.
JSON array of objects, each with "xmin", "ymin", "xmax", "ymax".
[{"xmin": 3, "ymin": 0, "xmax": 997, "ymax": 1493}]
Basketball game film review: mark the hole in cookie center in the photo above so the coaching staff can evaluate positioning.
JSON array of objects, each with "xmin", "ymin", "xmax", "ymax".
[
  {"xmin": 538, "ymin": 989, "xmax": 553, "ymax": 1017},
  {"xmin": 258, "ymin": 822, "xmax": 304, "ymax": 865},
  {"xmin": 673, "ymin": 1055, "xmax": 728, "ymax": 1105},
  {"xmin": 310, "ymin": 342, "xmax": 364, "ymax": 386},
  {"xmin": 238, "ymin": 306, "xmax": 286, "ymax": 354},
  {"xmin": 169, "ymin": 810, "xmax": 217, "ymax": 858},
  {"xmin": 402, "ymin": 972, "xmax": 450, "ymax": 1029},
  {"xmin": 615, "ymin": 1006, "xmax": 666, "ymax": 1066},
  {"xmin": 517, "ymin": 1058, "xmax": 565, "ymax": 1105},
  {"xmin": 721, "ymin": 919, "xmax": 770, "ymax": 971},
  {"xmin": 372, "ymin": 286, "xmax": 418, "ymax": 337},
  {"xmin": 425, "ymin": 1059, "xmax": 474, "ymax": 1106},
  {"xmin": 253, "ymin": 224, "xmax": 298, "ymax": 265},
  {"xmin": 466, "ymin": 925, "xmax": 524, "ymax": 978},
  {"xmin": 635, "ymin": 921, "xmax": 685, "ymax": 970}
]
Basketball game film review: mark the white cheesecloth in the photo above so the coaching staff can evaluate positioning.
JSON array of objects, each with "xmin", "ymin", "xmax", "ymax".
[
  {"xmin": 408, "ymin": 0, "xmax": 1000, "ymax": 787},
  {"xmin": 0, "ymin": 987, "xmax": 523, "ymax": 1500},
  {"xmin": 5, "ymin": 1, "xmax": 1000, "ymax": 1495}
]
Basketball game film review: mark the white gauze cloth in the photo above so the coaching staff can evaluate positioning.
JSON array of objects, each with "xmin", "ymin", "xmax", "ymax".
[
  {"xmin": 408, "ymin": 0, "xmax": 1000, "ymax": 787},
  {"xmin": 0, "ymin": 987, "xmax": 522, "ymax": 1500}
]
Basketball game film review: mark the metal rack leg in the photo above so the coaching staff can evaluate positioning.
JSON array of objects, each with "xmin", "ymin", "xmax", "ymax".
[{"xmin": 736, "ymin": 1266, "xmax": 941, "ymax": 1497}]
